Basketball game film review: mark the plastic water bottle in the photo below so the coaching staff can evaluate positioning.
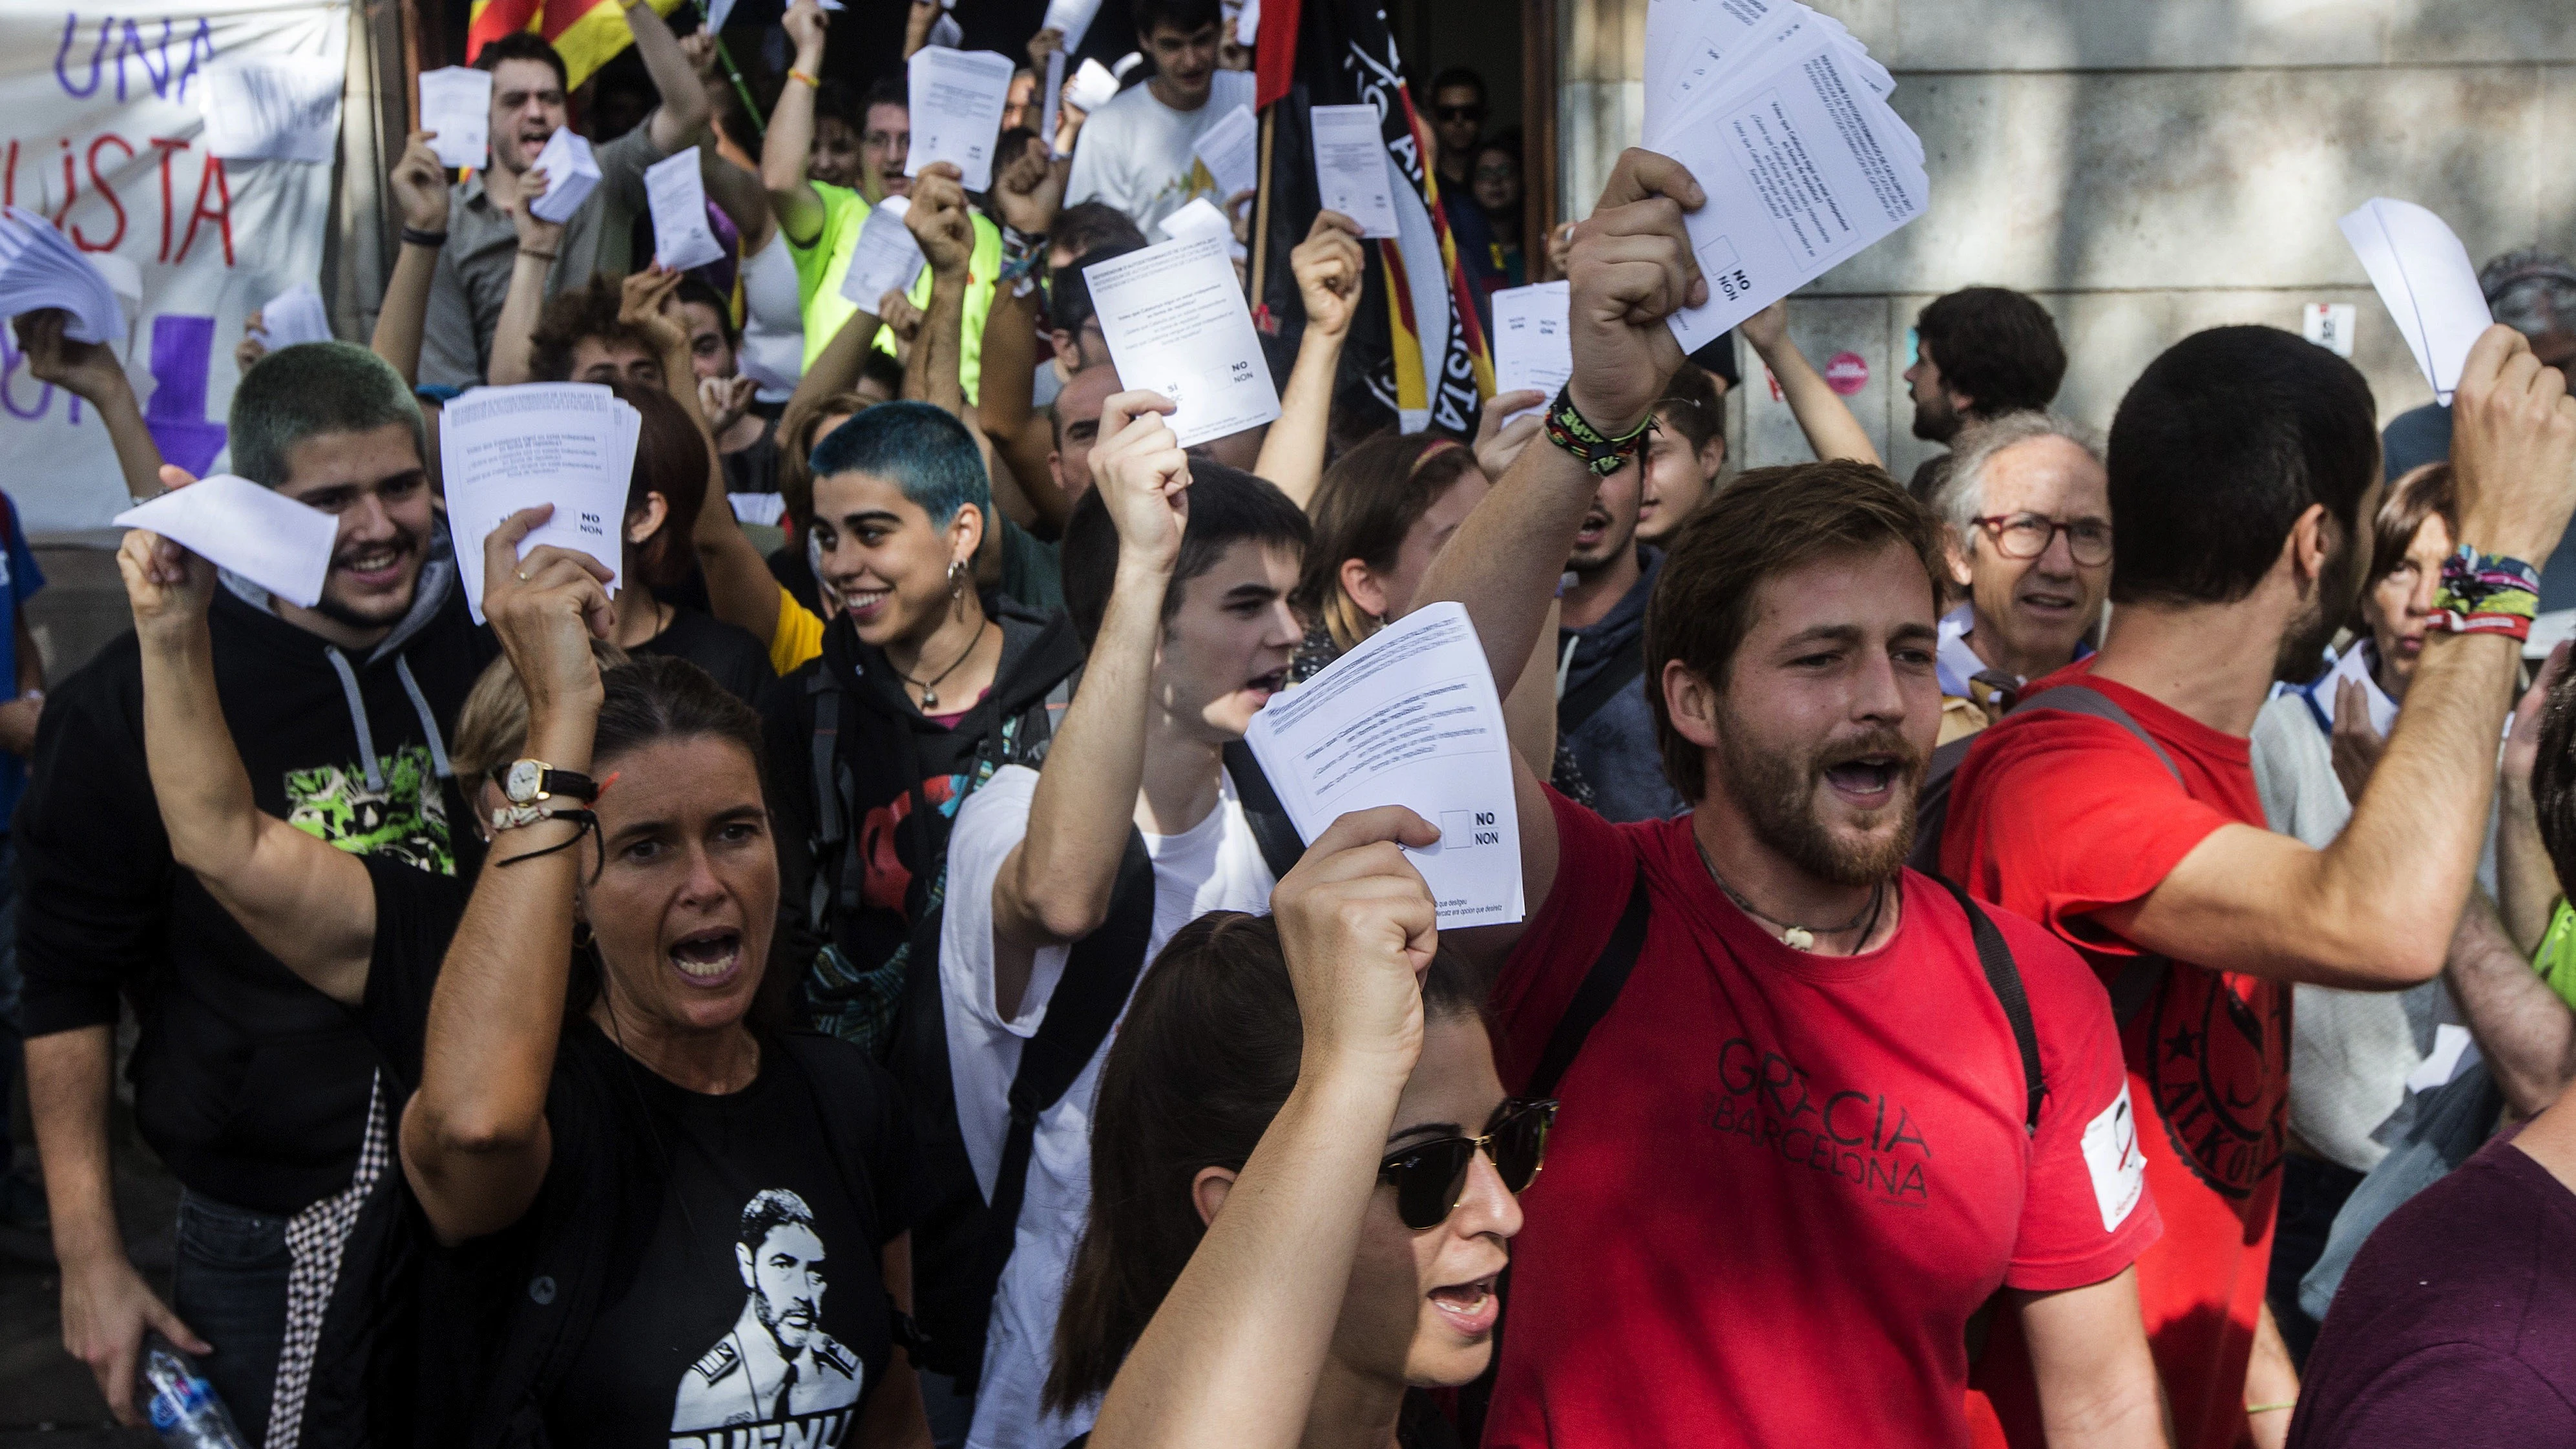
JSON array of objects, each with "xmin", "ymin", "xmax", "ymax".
[{"xmin": 136, "ymin": 1334, "xmax": 249, "ymax": 1448}]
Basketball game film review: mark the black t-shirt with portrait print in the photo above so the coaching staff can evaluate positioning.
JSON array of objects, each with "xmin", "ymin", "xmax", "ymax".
[{"xmin": 353, "ymin": 860, "xmax": 922, "ymax": 1447}]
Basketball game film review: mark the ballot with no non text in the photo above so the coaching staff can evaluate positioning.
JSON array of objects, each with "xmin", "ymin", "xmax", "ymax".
[
  {"xmin": 1246, "ymin": 603, "xmax": 1525, "ymax": 928},
  {"xmin": 440, "ymin": 384, "xmax": 639, "ymax": 623},
  {"xmin": 1085, "ymin": 235, "xmax": 1282, "ymax": 447}
]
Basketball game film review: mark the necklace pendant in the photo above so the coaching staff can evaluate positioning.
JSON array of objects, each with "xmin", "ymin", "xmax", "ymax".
[
  {"xmin": 1781, "ymin": 926, "xmax": 1815, "ymax": 951},
  {"xmin": 920, "ymin": 688, "xmax": 937, "ymax": 708}
]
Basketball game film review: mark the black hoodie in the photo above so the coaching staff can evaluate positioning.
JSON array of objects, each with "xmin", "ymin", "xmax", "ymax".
[
  {"xmin": 764, "ymin": 596, "xmax": 1084, "ymax": 1049},
  {"xmin": 17, "ymin": 545, "xmax": 494, "ymax": 1214}
]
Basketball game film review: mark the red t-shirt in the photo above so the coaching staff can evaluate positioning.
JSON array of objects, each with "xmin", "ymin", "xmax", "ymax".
[
  {"xmin": 1483, "ymin": 786, "xmax": 2159, "ymax": 1448},
  {"xmin": 1940, "ymin": 663, "xmax": 2288, "ymax": 1449}
]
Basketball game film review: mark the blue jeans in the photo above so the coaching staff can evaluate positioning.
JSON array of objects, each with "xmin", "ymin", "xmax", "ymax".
[{"xmin": 172, "ymin": 1189, "xmax": 292, "ymax": 1444}]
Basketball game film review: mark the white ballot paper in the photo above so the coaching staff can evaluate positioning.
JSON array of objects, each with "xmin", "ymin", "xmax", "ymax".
[
  {"xmin": 644, "ymin": 151, "xmax": 726, "ymax": 272},
  {"xmin": 527, "ymin": 129, "xmax": 602, "ymax": 224},
  {"xmin": 2340, "ymin": 198, "xmax": 2493, "ymax": 404},
  {"xmin": 439, "ymin": 384, "xmax": 639, "ymax": 623},
  {"xmin": 1158, "ymin": 196, "xmax": 1234, "ymax": 245},
  {"xmin": 839, "ymin": 195, "xmax": 926, "ymax": 311},
  {"xmin": 1649, "ymin": 30, "xmax": 1928, "ymax": 352},
  {"xmin": 906, "ymin": 48, "xmax": 1016, "ymax": 193},
  {"xmin": 1043, "ymin": 0, "xmax": 1105, "ymax": 52},
  {"xmin": 255, "ymin": 283, "xmax": 333, "ymax": 348},
  {"xmin": 1235, "ymin": 0, "xmax": 1261, "ymax": 45},
  {"xmin": 1310, "ymin": 104, "xmax": 1400, "ymax": 239},
  {"xmin": 1192, "ymin": 104, "xmax": 1260, "ymax": 202},
  {"xmin": 1041, "ymin": 49, "xmax": 1065, "ymax": 154},
  {"xmin": 1246, "ymin": 603, "xmax": 1525, "ymax": 928},
  {"xmin": 115, "ymin": 476, "xmax": 340, "ymax": 610},
  {"xmin": 199, "ymin": 56, "xmax": 344, "ymax": 164},
  {"xmin": 0, "ymin": 207, "xmax": 124, "ymax": 343},
  {"xmin": 1067, "ymin": 57, "xmax": 1120, "ymax": 113},
  {"xmin": 1490, "ymin": 281, "xmax": 1570, "ymax": 426},
  {"xmin": 927, "ymin": 9, "xmax": 963, "ymax": 48},
  {"xmin": 1085, "ymin": 235, "xmax": 1281, "ymax": 447},
  {"xmin": 418, "ymin": 67, "xmax": 492, "ymax": 171}
]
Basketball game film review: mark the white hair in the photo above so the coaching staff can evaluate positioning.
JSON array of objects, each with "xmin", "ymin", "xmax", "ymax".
[{"xmin": 1934, "ymin": 410, "xmax": 2106, "ymax": 539}]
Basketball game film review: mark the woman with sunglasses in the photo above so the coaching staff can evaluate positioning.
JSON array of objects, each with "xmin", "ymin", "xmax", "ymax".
[{"xmin": 1047, "ymin": 808, "xmax": 1552, "ymax": 1448}]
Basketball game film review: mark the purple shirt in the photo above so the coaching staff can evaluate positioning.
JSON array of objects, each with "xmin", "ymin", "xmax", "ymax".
[{"xmin": 2289, "ymin": 1131, "xmax": 2576, "ymax": 1447}]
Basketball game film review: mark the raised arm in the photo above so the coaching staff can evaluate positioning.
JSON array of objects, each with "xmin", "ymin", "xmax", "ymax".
[
  {"xmin": 905, "ymin": 163, "xmax": 976, "ymax": 419},
  {"xmin": 989, "ymin": 391, "xmax": 1186, "ymax": 1016},
  {"xmin": 901, "ymin": 0, "xmax": 939, "ymax": 57},
  {"xmin": 1085, "ymin": 809, "xmax": 1441, "ymax": 1449},
  {"xmin": 485, "ymin": 168, "xmax": 565, "ymax": 387},
  {"xmin": 981, "ymin": 138, "xmax": 1070, "ymax": 521},
  {"xmin": 14, "ymin": 311, "xmax": 164, "ymax": 500},
  {"xmin": 631, "ymin": 0, "xmax": 710, "ymax": 154},
  {"xmin": 373, "ymin": 132, "xmax": 454, "ymax": 386},
  {"xmin": 1251, "ymin": 211, "xmax": 1363, "ymax": 507},
  {"xmin": 401, "ymin": 514, "xmax": 616, "ymax": 1246},
  {"xmin": 1412, "ymin": 149, "xmax": 1708, "ymax": 925},
  {"xmin": 120, "ymin": 484, "xmax": 373, "ymax": 1003},
  {"xmin": 2445, "ymin": 892, "xmax": 2576, "ymax": 1116},
  {"xmin": 682, "ymin": 32, "xmax": 778, "ymax": 258},
  {"xmin": 1735, "ymin": 300, "xmax": 1880, "ymax": 467},
  {"xmin": 2104, "ymin": 326, "xmax": 2576, "ymax": 988},
  {"xmin": 2498, "ymin": 642, "xmax": 2568, "ymax": 953},
  {"xmin": 761, "ymin": 0, "xmax": 833, "ymax": 249}
]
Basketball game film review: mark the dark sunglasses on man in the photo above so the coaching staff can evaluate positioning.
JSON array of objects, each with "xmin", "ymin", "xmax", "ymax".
[
  {"xmin": 1434, "ymin": 103, "xmax": 1485, "ymax": 123},
  {"xmin": 1377, "ymin": 1098, "xmax": 1558, "ymax": 1231}
]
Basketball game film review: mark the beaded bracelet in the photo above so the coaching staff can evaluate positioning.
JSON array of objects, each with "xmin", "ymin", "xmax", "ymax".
[
  {"xmin": 2430, "ymin": 545, "xmax": 2542, "ymax": 641},
  {"xmin": 1541, "ymin": 384, "xmax": 1655, "ymax": 477}
]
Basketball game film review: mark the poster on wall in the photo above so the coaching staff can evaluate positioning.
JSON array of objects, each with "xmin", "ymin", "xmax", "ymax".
[{"xmin": 1, "ymin": 1, "xmax": 344, "ymax": 533}]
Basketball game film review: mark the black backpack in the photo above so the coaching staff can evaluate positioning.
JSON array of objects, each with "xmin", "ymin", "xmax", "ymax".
[{"xmin": 895, "ymin": 745, "xmax": 1306, "ymax": 1385}]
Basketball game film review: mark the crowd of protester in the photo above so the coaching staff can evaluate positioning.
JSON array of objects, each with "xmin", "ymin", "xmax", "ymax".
[{"xmin": 5, "ymin": 0, "xmax": 2576, "ymax": 1445}]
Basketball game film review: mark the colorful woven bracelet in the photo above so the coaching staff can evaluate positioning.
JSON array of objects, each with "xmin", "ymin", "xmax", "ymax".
[
  {"xmin": 2431, "ymin": 545, "xmax": 2542, "ymax": 641},
  {"xmin": 1542, "ymin": 384, "xmax": 1655, "ymax": 477}
]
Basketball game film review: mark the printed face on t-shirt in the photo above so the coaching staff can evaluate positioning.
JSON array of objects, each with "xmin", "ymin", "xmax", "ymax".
[
  {"xmin": 581, "ymin": 735, "xmax": 777, "ymax": 1036},
  {"xmin": 1158, "ymin": 539, "xmax": 1303, "ymax": 742},
  {"xmin": 1688, "ymin": 539, "xmax": 1940, "ymax": 883},
  {"xmin": 1344, "ymin": 1014, "xmax": 1520, "ymax": 1388},
  {"xmin": 671, "ymin": 1187, "xmax": 868, "ymax": 1441}
]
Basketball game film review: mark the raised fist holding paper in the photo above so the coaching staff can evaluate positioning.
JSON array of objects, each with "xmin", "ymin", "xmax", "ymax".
[
  {"xmin": 1564, "ymin": 149, "xmax": 1707, "ymax": 436},
  {"xmin": 1291, "ymin": 211, "xmax": 1365, "ymax": 341},
  {"xmin": 1273, "ymin": 806, "xmax": 1445, "ymax": 1076},
  {"xmin": 116, "ymin": 469, "xmax": 217, "ymax": 638},
  {"xmin": 907, "ymin": 162, "xmax": 978, "ymax": 278},
  {"xmin": 2450, "ymin": 324, "xmax": 2576, "ymax": 570},
  {"xmin": 1091, "ymin": 390, "xmax": 1191, "ymax": 574}
]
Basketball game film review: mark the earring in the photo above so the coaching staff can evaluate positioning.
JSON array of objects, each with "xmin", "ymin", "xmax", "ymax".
[
  {"xmin": 572, "ymin": 921, "xmax": 595, "ymax": 951},
  {"xmin": 948, "ymin": 558, "xmax": 969, "ymax": 598}
]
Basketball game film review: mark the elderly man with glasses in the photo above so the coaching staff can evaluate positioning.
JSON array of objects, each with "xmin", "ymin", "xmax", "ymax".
[{"xmin": 1931, "ymin": 412, "xmax": 2114, "ymax": 743}]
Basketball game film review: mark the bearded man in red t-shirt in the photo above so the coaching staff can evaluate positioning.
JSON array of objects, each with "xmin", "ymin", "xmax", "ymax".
[
  {"xmin": 1410, "ymin": 149, "xmax": 2169, "ymax": 1449},
  {"xmin": 1942, "ymin": 325, "xmax": 2576, "ymax": 1449}
]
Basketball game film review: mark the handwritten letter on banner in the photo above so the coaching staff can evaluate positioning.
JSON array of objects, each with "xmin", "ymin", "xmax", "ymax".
[{"xmin": 2, "ymin": 2, "xmax": 346, "ymax": 531}]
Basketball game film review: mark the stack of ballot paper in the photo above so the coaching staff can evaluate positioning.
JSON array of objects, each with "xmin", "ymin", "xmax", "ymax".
[
  {"xmin": 645, "ymin": 151, "xmax": 727, "ymax": 273},
  {"xmin": 439, "ymin": 384, "xmax": 640, "ymax": 623},
  {"xmin": 0, "ymin": 208, "xmax": 125, "ymax": 344},
  {"xmin": 528, "ymin": 130, "xmax": 603, "ymax": 224},
  {"xmin": 115, "ymin": 476, "xmax": 341, "ymax": 610},
  {"xmin": 1639, "ymin": 0, "xmax": 1925, "ymax": 351},
  {"xmin": 1084, "ymin": 234, "xmax": 1281, "ymax": 447},
  {"xmin": 2340, "ymin": 198, "xmax": 2493, "ymax": 404},
  {"xmin": 1066, "ymin": 57, "xmax": 1120, "ymax": 112},
  {"xmin": 255, "ymin": 283, "xmax": 335, "ymax": 349},
  {"xmin": 1244, "ymin": 603, "xmax": 1525, "ymax": 928}
]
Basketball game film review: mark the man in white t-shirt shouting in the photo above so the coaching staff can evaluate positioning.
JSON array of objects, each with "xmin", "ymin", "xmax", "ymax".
[
  {"xmin": 939, "ymin": 390, "xmax": 1310, "ymax": 1448},
  {"xmin": 1063, "ymin": 0, "xmax": 1256, "ymax": 236}
]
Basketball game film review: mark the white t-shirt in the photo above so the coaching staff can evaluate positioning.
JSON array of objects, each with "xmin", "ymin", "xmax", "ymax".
[
  {"xmin": 1063, "ymin": 69, "xmax": 1258, "ymax": 237},
  {"xmin": 942, "ymin": 763, "xmax": 1278, "ymax": 1449}
]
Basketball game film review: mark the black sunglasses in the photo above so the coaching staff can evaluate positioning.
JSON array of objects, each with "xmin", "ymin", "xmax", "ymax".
[
  {"xmin": 1377, "ymin": 1098, "xmax": 1558, "ymax": 1231},
  {"xmin": 1434, "ymin": 103, "xmax": 1485, "ymax": 123}
]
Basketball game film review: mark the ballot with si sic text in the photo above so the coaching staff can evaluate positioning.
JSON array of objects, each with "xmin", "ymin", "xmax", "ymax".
[
  {"xmin": 1246, "ymin": 603, "xmax": 1525, "ymax": 928},
  {"xmin": 1084, "ymin": 235, "xmax": 1281, "ymax": 447}
]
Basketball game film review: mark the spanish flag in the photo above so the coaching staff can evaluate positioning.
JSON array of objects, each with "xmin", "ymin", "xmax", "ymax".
[{"xmin": 467, "ymin": 0, "xmax": 689, "ymax": 92}]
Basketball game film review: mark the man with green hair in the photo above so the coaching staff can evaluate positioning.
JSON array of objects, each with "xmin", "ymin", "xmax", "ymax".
[{"xmin": 18, "ymin": 340, "xmax": 492, "ymax": 1440}]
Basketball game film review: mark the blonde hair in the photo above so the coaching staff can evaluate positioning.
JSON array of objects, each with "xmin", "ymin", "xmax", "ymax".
[{"xmin": 449, "ymin": 640, "xmax": 633, "ymax": 784}]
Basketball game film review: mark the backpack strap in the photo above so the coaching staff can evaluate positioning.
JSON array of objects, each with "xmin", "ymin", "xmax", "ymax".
[
  {"xmin": 1931, "ymin": 876, "xmax": 2044, "ymax": 1134},
  {"xmin": 1222, "ymin": 740, "xmax": 1308, "ymax": 882},
  {"xmin": 961, "ymin": 828, "xmax": 1158, "ymax": 1388},
  {"xmin": 1525, "ymin": 864, "xmax": 1651, "ymax": 1100},
  {"xmin": 2011, "ymin": 681, "xmax": 2182, "ymax": 1030},
  {"xmin": 1556, "ymin": 635, "xmax": 1649, "ymax": 739},
  {"xmin": 806, "ymin": 669, "xmax": 846, "ymax": 933}
]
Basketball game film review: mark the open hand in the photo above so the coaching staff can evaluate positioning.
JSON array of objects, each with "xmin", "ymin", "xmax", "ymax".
[
  {"xmin": 1272, "ymin": 806, "xmax": 1445, "ymax": 1078},
  {"xmin": 1476, "ymin": 390, "xmax": 1546, "ymax": 480},
  {"xmin": 1291, "ymin": 210, "xmax": 1365, "ymax": 340},
  {"xmin": 1090, "ymin": 390, "xmax": 1190, "ymax": 570},
  {"xmin": 1564, "ymin": 149, "xmax": 1705, "ymax": 436},
  {"xmin": 618, "ymin": 265, "xmax": 690, "ymax": 358},
  {"xmin": 700, "ymin": 373, "xmax": 758, "ymax": 434}
]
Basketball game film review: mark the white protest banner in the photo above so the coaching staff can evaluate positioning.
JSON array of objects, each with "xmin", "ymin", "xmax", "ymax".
[
  {"xmin": 1, "ymin": 2, "xmax": 346, "ymax": 532},
  {"xmin": 197, "ymin": 52, "xmax": 340, "ymax": 163}
]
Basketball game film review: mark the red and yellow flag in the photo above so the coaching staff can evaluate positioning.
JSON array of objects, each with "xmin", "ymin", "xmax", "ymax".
[{"xmin": 466, "ymin": 0, "xmax": 687, "ymax": 92}]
